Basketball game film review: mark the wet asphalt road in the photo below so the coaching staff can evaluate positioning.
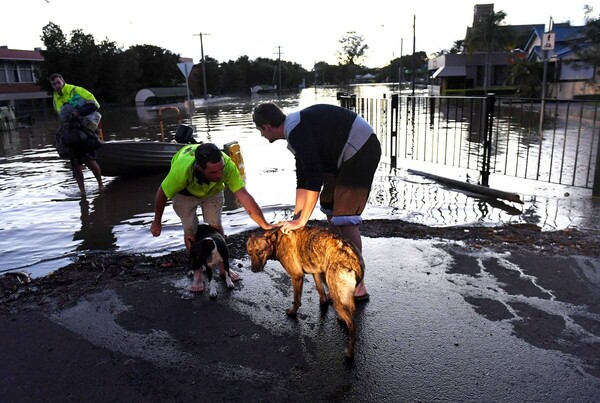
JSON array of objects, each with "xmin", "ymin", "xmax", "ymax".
[{"xmin": 1, "ymin": 236, "xmax": 600, "ymax": 402}]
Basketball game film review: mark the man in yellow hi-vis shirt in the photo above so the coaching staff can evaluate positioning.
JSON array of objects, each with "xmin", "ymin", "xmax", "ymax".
[
  {"xmin": 151, "ymin": 142, "xmax": 275, "ymax": 292},
  {"xmin": 50, "ymin": 73, "xmax": 103, "ymax": 196}
]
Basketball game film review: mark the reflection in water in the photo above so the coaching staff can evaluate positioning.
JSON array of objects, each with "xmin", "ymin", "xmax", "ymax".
[
  {"xmin": 72, "ymin": 172, "xmax": 245, "ymax": 253},
  {"xmin": 74, "ymin": 197, "xmax": 104, "ymax": 250},
  {"xmin": 73, "ymin": 173, "xmax": 164, "ymax": 251},
  {"xmin": 1, "ymin": 129, "xmax": 21, "ymax": 156},
  {"xmin": 371, "ymin": 167, "xmax": 527, "ymax": 228},
  {"xmin": 369, "ymin": 160, "xmax": 600, "ymax": 233},
  {"xmin": 135, "ymin": 105, "xmax": 160, "ymax": 124}
]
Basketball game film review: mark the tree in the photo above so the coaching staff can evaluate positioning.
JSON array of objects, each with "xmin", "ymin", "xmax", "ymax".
[
  {"xmin": 218, "ymin": 56, "xmax": 251, "ymax": 94},
  {"xmin": 450, "ymin": 40, "xmax": 465, "ymax": 54},
  {"xmin": 64, "ymin": 29, "xmax": 101, "ymax": 92},
  {"xmin": 575, "ymin": 5, "xmax": 600, "ymax": 65},
  {"xmin": 38, "ymin": 22, "xmax": 70, "ymax": 89},
  {"xmin": 313, "ymin": 61, "xmax": 340, "ymax": 85},
  {"xmin": 39, "ymin": 24, "xmax": 103, "ymax": 95},
  {"xmin": 337, "ymin": 31, "xmax": 368, "ymax": 66},
  {"xmin": 464, "ymin": 10, "xmax": 515, "ymax": 92},
  {"xmin": 377, "ymin": 52, "xmax": 428, "ymax": 84},
  {"xmin": 125, "ymin": 45, "xmax": 182, "ymax": 89},
  {"xmin": 505, "ymin": 58, "xmax": 542, "ymax": 98},
  {"xmin": 39, "ymin": 22, "xmax": 125, "ymax": 101},
  {"xmin": 249, "ymin": 57, "xmax": 278, "ymax": 87},
  {"xmin": 190, "ymin": 55, "xmax": 222, "ymax": 96},
  {"xmin": 337, "ymin": 32, "xmax": 369, "ymax": 84},
  {"xmin": 279, "ymin": 60, "xmax": 309, "ymax": 90},
  {"xmin": 120, "ymin": 50, "xmax": 142, "ymax": 102},
  {"xmin": 95, "ymin": 39, "xmax": 126, "ymax": 102},
  {"xmin": 40, "ymin": 22, "xmax": 438, "ymax": 102}
]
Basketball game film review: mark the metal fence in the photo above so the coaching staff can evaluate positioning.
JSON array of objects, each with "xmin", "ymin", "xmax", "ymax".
[{"xmin": 340, "ymin": 94, "xmax": 600, "ymax": 196}]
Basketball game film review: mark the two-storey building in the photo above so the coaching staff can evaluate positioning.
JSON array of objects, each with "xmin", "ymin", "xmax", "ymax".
[{"xmin": 0, "ymin": 46, "xmax": 50, "ymax": 117}]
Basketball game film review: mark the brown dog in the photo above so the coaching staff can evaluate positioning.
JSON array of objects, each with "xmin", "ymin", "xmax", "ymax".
[{"xmin": 246, "ymin": 226, "xmax": 364, "ymax": 358}]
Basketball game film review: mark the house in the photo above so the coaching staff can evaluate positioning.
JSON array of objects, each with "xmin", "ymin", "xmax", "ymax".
[
  {"xmin": 0, "ymin": 47, "xmax": 49, "ymax": 115},
  {"xmin": 429, "ymin": 51, "xmax": 527, "ymax": 95},
  {"xmin": 428, "ymin": 4, "xmax": 539, "ymax": 96},
  {"xmin": 524, "ymin": 23, "xmax": 599, "ymax": 100},
  {"xmin": 355, "ymin": 73, "xmax": 376, "ymax": 83},
  {"xmin": 429, "ymin": 4, "xmax": 600, "ymax": 100}
]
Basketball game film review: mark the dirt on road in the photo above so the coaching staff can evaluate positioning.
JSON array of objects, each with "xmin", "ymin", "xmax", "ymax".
[{"xmin": 2, "ymin": 219, "xmax": 599, "ymax": 315}]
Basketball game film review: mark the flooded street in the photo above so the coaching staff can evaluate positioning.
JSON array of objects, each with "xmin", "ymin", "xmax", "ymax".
[{"xmin": 1, "ymin": 85, "xmax": 599, "ymax": 278}]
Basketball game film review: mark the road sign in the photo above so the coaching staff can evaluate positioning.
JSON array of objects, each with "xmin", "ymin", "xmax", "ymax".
[
  {"xmin": 542, "ymin": 32, "xmax": 555, "ymax": 50},
  {"xmin": 177, "ymin": 62, "xmax": 193, "ymax": 78},
  {"xmin": 177, "ymin": 62, "xmax": 193, "ymax": 102}
]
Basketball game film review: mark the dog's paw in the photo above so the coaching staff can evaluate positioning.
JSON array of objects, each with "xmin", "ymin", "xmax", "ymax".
[
  {"xmin": 209, "ymin": 279, "xmax": 218, "ymax": 298},
  {"xmin": 225, "ymin": 276, "xmax": 235, "ymax": 289},
  {"xmin": 319, "ymin": 295, "xmax": 331, "ymax": 306}
]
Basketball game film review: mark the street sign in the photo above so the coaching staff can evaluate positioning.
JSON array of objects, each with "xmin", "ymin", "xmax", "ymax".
[
  {"xmin": 542, "ymin": 32, "xmax": 555, "ymax": 50},
  {"xmin": 177, "ymin": 62, "xmax": 193, "ymax": 103},
  {"xmin": 177, "ymin": 62, "xmax": 193, "ymax": 78}
]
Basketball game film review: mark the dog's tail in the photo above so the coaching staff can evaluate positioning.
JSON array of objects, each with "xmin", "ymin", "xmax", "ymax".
[
  {"xmin": 326, "ymin": 265, "xmax": 359, "ymax": 357},
  {"xmin": 325, "ymin": 244, "xmax": 364, "ymax": 303},
  {"xmin": 340, "ymin": 241, "xmax": 365, "ymax": 287}
]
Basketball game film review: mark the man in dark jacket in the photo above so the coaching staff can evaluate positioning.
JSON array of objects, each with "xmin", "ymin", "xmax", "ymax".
[{"xmin": 252, "ymin": 102, "xmax": 381, "ymax": 301}]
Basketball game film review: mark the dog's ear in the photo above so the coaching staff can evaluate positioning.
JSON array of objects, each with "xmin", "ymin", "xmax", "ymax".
[
  {"xmin": 247, "ymin": 232, "xmax": 274, "ymax": 258},
  {"xmin": 265, "ymin": 228, "xmax": 279, "ymax": 244},
  {"xmin": 246, "ymin": 234, "xmax": 258, "ymax": 249},
  {"xmin": 189, "ymin": 239, "xmax": 215, "ymax": 261}
]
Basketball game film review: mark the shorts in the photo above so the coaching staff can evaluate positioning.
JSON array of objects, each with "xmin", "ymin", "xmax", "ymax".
[
  {"xmin": 71, "ymin": 150, "xmax": 97, "ymax": 166},
  {"xmin": 320, "ymin": 133, "xmax": 381, "ymax": 226},
  {"xmin": 172, "ymin": 191, "xmax": 224, "ymax": 235}
]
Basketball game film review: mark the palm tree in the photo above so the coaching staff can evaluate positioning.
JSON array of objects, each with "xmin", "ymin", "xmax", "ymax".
[
  {"xmin": 465, "ymin": 10, "xmax": 515, "ymax": 93},
  {"xmin": 505, "ymin": 58, "xmax": 542, "ymax": 98}
]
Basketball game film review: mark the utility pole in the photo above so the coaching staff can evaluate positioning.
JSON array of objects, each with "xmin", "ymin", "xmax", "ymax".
[
  {"xmin": 411, "ymin": 15, "xmax": 416, "ymax": 96},
  {"xmin": 539, "ymin": 17, "xmax": 554, "ymax": 136},
  {"xmin": 193, "ymin": 32, "xmax": 210, "ymax": 100},
  {"xmin": 399, "ymin": 37, "xmax": 403, "ymax": 92},
  {"xmin": 276, "ymin": 46, "xmax": 283, "ymax": 95}
]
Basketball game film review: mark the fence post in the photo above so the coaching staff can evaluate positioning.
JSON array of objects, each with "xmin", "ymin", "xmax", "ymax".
[
  {"xmin": 390, "ymin": 94, "xmax": 399, "ymax": 168},
  {"xmin": 480, "ymin": 93, "xmax": 496, "ymax": 187},
  {"xmin": 429, "ymin": 97, "xmax": 436, "ymax": 128},
  {"xmin": 594, "ymin": 128, "xmax": 600, "ymax": 197},
  {"xmin": 337, "ymin": 92, "xmax": 355, "ymax": 110}
]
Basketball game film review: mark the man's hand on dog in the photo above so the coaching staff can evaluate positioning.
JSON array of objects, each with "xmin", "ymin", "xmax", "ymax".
[
  {"xmin": 261, "ymin": 222, "xmax": 280, "ymax": 231},
  {"xmin": 278, "ymin": 219, "xmax": 305, "ymax": 234}
]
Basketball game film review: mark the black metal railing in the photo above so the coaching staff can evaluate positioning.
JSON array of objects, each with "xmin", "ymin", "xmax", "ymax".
[{"xmin": 339, "ymin": 93, "xmax": 600, "ymax": 196}]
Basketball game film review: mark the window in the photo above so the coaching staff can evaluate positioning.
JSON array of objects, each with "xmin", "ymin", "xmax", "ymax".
[
  {"xmin": 10, "ymin": 63, "xmax": 18, "ymax": 83},
  {"xmin": 0, "ymin": 64, "xmax": 7, "ymax": 83},
  {"xmin": 19, "ymin": 63, "xmax": 34, "ymax": 82}
]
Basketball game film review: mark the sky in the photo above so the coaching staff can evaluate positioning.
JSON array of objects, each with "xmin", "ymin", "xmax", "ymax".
[{"xmin": 3, "ymin": 0, "xmax": 593, "ymax": 69}]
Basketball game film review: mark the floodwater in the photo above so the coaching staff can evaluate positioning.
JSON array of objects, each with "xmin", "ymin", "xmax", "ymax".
[{"xmin": 1, "ymin": 84, "xmax": 599, "ymax": 278}]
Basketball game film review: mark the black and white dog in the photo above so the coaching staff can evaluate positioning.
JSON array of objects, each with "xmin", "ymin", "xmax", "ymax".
[{"xmin": 188, "ymin": 224, "xmax": 234, "ymax": 297}]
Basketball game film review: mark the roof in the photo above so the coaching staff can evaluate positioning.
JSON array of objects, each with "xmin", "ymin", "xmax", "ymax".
[
  {"xmin": 524, "ymin": 24, "xmax": 589, "ymax": 60},
  {"xmin": 511, "ymin": 24, "xmax": 545, "ymax": 43},
  {"xmin": 0, "ymin": 47, "xmax": 43, "ymax": 61},
  {"xmin": 432, "ymin": 65, "xmax": 467, "ymax": 78},
  {"xmin": 135, "ymin": 87, "xmax": 189, "ymax": 104}
]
